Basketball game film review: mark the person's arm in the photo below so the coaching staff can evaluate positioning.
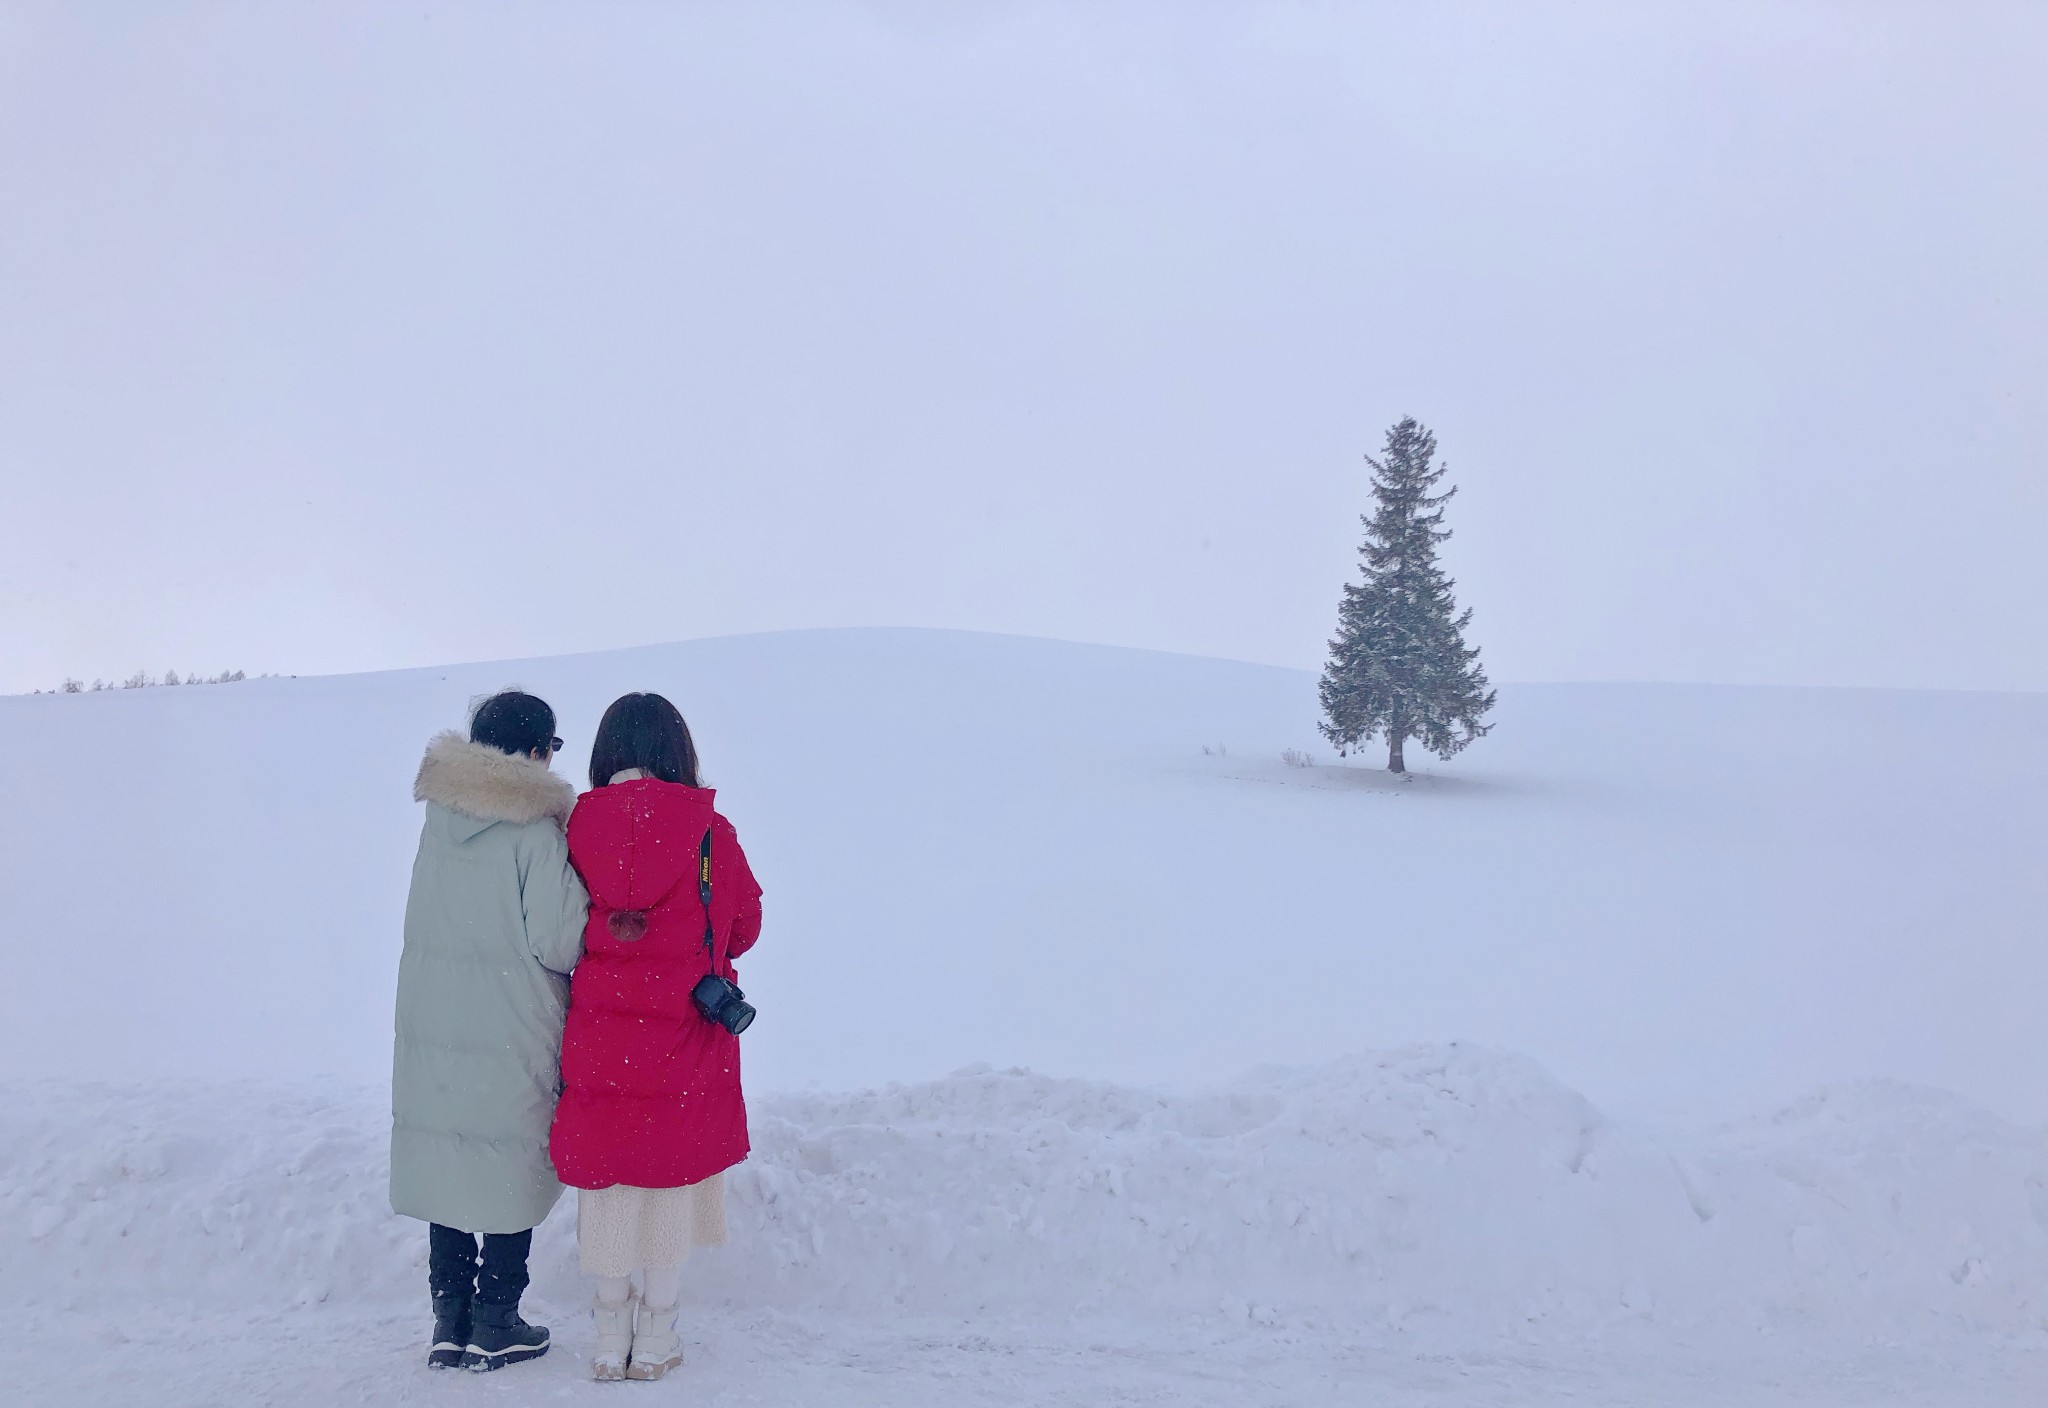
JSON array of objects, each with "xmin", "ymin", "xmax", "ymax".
[
  {"xmin": 720, "ymin": 818, "xmax": 765, "ymax": 961},
  {"xmin": 520, "ymin": 822, "xmax": 589, "ymax": 976},
  {"xmin": 728, "ymin": 892, "xmax": 763, "ymax": 961}
]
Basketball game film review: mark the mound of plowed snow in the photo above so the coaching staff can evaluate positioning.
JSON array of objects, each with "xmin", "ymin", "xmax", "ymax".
[{"xmin": 9, "ymin": 1047, "xmax": 2047, "ymax": 1347}]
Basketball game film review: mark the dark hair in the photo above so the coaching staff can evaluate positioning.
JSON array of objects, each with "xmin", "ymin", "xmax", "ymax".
[
  {"xmin": 589, "ymin": 693, "xmax": 701, "ymax": 789},
  {"xmin": 470, "ymin": 690, "xmax": 557, "ymax": 758}
]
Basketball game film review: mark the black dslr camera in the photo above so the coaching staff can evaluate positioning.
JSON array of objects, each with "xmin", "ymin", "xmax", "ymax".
[
  {"xmin": 692, "ymin": 827, "xmax": 756, "ymax": 1035},
  {"xmin": 692, "ymin": 973, "xmax": 756, "ymax": 1035}
]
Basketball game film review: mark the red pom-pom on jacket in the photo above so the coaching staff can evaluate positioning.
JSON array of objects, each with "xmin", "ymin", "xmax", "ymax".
[{"xmin": 550, "ymin": 777, "xmax": 763, "ymax": 1190}]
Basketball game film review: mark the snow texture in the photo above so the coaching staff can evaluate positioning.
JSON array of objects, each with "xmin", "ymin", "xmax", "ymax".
[
  {"xmin": 6, "ymin": 1053, "xmax": 2048, "ymax": 1403},
  {"xmin": 3, "ymin": 628, "xmax": 2047, "ymax": 1403}
]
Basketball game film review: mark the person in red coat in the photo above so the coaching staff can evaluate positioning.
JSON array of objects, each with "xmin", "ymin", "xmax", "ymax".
[{"xmin": 549, "ymin": 692, "xmax": 763, "ymax": 1382}]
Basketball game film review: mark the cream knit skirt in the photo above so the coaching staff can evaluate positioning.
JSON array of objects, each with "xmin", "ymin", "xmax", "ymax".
[{"xmin": 576, "ymin": 1174, "xmax": 728, "ymax": 1277}]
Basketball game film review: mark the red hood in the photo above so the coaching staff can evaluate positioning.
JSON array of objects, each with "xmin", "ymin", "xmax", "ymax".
[{"xmin": 567, "ymin": 779, "xmax": 718, "ymax": 912}]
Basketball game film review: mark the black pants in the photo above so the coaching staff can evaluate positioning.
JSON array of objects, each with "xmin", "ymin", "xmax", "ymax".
[{"xmin": 428, "ymin": 1223, "xmax": 533, "ymax": 1307}]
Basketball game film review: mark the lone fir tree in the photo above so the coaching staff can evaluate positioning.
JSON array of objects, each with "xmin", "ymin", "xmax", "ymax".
[{"xmin": 1320, "ymin": 417, "xmax": 1496, "ymax": 773}]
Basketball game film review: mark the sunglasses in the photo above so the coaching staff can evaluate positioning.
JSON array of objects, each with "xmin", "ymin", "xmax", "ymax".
[{"xmin": 548, "ymin": 737, "xmax": 565, "ymax": 753}]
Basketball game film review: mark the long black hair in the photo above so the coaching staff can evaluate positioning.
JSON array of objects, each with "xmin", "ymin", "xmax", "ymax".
[
  {"xmin": 470, "ymin": 690, "xmax": 556, "ymax": 758},
  {"xmin": 589, "ymin": 692, "xmax": 701, "ymax": 789}
]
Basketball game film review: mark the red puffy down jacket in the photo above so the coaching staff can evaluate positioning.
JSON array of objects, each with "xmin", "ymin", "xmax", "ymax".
[{"xmin": 549, "ymin": 778, "xmax": 763, "ymax": 1189}]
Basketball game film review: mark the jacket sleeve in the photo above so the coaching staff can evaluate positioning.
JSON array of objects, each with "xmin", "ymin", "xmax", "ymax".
[
  {"xmin": 720, "ymin": 817, "xmax": 765, "ymax": 962},
  {"xmin": 519, "ymin": 821, "xmax": 589, "ymax": 976}
]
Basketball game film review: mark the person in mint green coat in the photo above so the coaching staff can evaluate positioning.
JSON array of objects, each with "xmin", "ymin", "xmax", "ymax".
[{"xmin": 391, "ymin": 691, "xmax": 589, "ymax": 1371}]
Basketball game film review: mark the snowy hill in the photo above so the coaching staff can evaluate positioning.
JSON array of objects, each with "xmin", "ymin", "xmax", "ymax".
[
  {"xmin": 4, "ymin": 629, "xmax": 2047, "ymax": 1405},
  {"xmin": 3, "ymin": 627, "xmax": 2044, "ymax": 1117}
]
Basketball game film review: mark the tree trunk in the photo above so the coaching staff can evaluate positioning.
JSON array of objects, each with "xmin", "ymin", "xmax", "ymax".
[{"xmin": 1387, "ymin": 731, "xmax": 1406, "ymax": 774}]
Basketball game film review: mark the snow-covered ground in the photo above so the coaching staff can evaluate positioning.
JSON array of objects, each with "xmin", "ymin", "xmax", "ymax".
[
  {"xmin": 8, "ymin": 1054, "xmax": 2048, "ymax": 1404},
  {"xmin": 3, "ymin": 628, "xmax": 2046, "ymax": 1403}
]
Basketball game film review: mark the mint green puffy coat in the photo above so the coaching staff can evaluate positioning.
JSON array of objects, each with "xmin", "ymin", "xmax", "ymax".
[{"xmin": 390, "ymin": 732, "xmax": 590, "ymax": 1233}]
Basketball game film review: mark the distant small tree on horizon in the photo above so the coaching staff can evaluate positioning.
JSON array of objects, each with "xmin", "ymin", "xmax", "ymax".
[{"xmin": 1319, "ymin": 416, "xmax": 1496, "ymax": 773}]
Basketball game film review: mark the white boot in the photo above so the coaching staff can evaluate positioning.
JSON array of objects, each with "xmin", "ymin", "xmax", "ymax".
[
  {"xmin": 625, "ymin": 1297, "xmax": 682, "ymax": 1381},
  {"xmin": 591, "ymin": 1285, "xmax": 636, "ymax": 1381}
]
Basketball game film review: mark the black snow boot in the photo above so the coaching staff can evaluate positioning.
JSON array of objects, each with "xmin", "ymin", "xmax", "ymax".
[
  {"xmin": 464, "ymin": 1300, "xmax": 550, "ymax": 1372},
  {"xmin": 428, "ymin": 1292, "xmax": 471, "ymax": 1370}
]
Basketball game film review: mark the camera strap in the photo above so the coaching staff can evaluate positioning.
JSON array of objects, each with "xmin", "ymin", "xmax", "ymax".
[{"xmin": 698, "ymin": 826, "xmax": 716, "ymax": 961}]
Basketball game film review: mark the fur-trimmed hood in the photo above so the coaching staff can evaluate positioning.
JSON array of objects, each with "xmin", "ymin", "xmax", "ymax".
[{"xmin": 413, "ymin": 730, "xmax": 577, "ymax": 828}]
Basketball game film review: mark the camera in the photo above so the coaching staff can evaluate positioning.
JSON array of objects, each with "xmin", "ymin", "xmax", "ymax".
[{"xmin": 692, "ymin": 972, "xmax": 755, "ymax": 1035}]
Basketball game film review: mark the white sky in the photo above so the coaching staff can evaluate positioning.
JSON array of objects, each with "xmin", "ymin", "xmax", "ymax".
[{"xmin": 2, "ymin": 1, "xmax": 2043, "ymax": 695}]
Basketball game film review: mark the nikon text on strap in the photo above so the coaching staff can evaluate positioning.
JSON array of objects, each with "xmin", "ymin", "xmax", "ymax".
[{"xmin": 699, "ymin": 826, "xmax": 715, "ymax": 958}]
